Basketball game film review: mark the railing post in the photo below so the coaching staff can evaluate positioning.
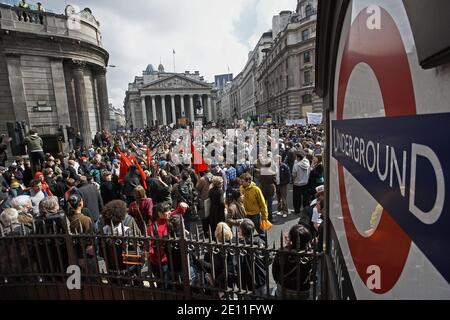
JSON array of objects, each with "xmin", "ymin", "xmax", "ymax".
[{"xmin": 179, "ymin": 219, "xmax": 192, "ymax": 299}]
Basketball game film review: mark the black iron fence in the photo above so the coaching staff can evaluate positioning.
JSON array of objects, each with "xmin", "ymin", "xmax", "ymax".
[{"xmin": 0, "ymin": 220, "xmax": 323, "ymax": 300}]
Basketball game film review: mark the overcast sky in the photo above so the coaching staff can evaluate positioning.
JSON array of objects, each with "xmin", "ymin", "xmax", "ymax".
[{"xmin": 41, "ymin": 0, "xmax": 296, "ymax": 109}]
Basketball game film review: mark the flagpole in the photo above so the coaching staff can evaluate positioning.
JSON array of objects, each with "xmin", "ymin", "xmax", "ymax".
[{"xmin": 173, "ymin": 49, "xmax": 176, "ymax": 73}]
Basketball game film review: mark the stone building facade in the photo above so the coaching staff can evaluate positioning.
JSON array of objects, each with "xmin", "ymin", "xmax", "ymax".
[
  {"xmin": 255, "ymin": 0, "xmax": 323, "ymax": 123},
  {"xmin": 124, "ymin": 64, "xmax": 215, "ymax": 129},
  {"xmin": 0, "ymin": 4, "xmax": 110, "ymax": 151}
]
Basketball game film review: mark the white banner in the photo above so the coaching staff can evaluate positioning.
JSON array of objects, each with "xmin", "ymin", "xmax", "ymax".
[
  {"xmin": 286, "ymin": 119, "xmax": 307, "ymax": 126},
  {"xmin": 307, "ymin": 113, "xmax": 323, "ymax": 125}
]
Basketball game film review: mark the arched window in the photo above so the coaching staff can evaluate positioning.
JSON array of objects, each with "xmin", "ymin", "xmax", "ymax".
[{"xmin": 305, "ymin": 4, "xmax": 313, "ymax": 17}]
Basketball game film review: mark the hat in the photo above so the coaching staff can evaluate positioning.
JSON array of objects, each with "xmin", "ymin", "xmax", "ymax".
[
  {"xmin": 34, "ymin": 171, "xmax": 44, "ymax": 179},
  {"xmin": 80, "ymin": 157, "xmax": 88, "ymax": 161},
  {"xmin": 315, "ymin": 142, "xmax": 322, "ymax": 146},
  {"xmin": 0, "ymin": 166, "xmax": 6, "ymax": 171}
]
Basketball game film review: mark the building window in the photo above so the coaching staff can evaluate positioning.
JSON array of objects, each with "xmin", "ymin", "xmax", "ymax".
[
  {"xmin": 304, "ymin": 70, "xmax": 311, "ymax": 85},
  {"xmin": 302, "ymin": 94, "xmax": 312, "ymax": 104},
  {"xmin": 302, "ymin": 29, "xmax": 310, "ymax": 41},
  {"xmin": 304, "ymin": 51, "xmax": 311, "ymax": 63},
  {"xmin": 305, "ymin": 4, "xmax": 313, "ymax": 17}
]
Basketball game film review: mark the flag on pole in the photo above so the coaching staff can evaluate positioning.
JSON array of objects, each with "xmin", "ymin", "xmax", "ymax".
[
  {"xmin": 191, "ymin": 142, "xmax": 208, "ymax": 174},
  {"xmin": 146, "ymin": 146, "xmax": 152, "ymax": 168},
  {"xmin": 135, "ymin": 160, "xmax": 148, "ymax": 190},
  {"xmin": 116, "ymin": 147, "xmax": 132, "ymax": 185}
]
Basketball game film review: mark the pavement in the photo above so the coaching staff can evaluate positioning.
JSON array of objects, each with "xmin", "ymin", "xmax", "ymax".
[{"xmin": 266, "ymin": 184, "xmax": 298, "ymax": 248}]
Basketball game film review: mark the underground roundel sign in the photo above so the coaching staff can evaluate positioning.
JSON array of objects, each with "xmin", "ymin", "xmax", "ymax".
[{"xmin": 333, "ymin": 6, "xmax": 450, "ymax": 294}]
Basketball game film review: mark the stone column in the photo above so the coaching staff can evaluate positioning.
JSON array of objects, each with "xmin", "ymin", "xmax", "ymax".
[
  {"xmin": 5, "ymin": 54, "xmax": 30, "ymax": 126},
  {"xmin": 180, "ymin": 95, "xmax": 186, "ymax": 117},
  {"xmin": 50, "ymin": 58, "xmax": 71, "ymax": 152},
  {"xmin": 161, "ymin": 95, "xmax": 167, "ymax": 125},
  {"xmin": 171, "ymin": 95, "xmax": 176, "ymax": 124},
  {"xmin": 207, "ymin": 95, "xmax": 212, "ymax": 122},
  {"xmin": 72, "ymin": 61, "xmax": 92, "ymax": 148},
  {"xmin": 141, "ymin": 96, "xmax": 148, "ymax": 128},
  {"xmin": 95, "ymin": 67, "xmax": 111, "ymax": 131},
  {"xmin": 189, "ymin": 95, "xmax": 195, "ymax": 122},
  {"xmin": 151, "ymin": 95, "xmax": 157, "ymax": 126},
  {"xmin": 129, "ymin": 100, "xmax": 136, "ymax": 129}
]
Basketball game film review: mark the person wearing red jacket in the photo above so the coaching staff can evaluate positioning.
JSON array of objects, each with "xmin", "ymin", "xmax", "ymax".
[
  {"xmin": 147, "ymin": 201, "xmax": 188, "ymax": 285},
  {"xmin": 34, "ymin": 171, "xmax": 53, "ymax": 196}
]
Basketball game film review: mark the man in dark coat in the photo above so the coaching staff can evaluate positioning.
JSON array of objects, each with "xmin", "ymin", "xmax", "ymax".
[{"xmin": 77, "ymin": 176, "xmax": 103, "ymax": 227}]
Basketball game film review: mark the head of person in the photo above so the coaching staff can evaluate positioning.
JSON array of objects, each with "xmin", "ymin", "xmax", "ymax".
[
  {"xmin": 0, "ymin": 208, "xmax": 19, "ymax": 227},
  {"xmin": 239, "ymin": 173, "xmax": 253, "ymax": 188},
  {"xmin": 29, "ymin": 129, "xmax": 38, "ymax": 136},
  {"xmin": 67, "ymin": 193, "xmax": 83, "ymax": 214},
  {"xmin": 66, "ymin": 178, "xmax": 76, "ymax": 189},
  {"xmin": 155, "ymin": 202, "xmax": 172, "ymax": 221},
  {"xmin": 215, "ymin": 222, "xmax": 233, "ymax": 243},
  {"xmin": 43, "ymin": 168, "xmax": 54, "ymax": 177},
  {"xmin": 103, "ymin": 171, "xmax": 112, "ymax": 182},
  {"xmin": 315, "ymin": 155, "xmax": 323, "ymax": 165},
  {"xmin": 168, "ymin": 214, "xmax": 184, "ymax": 237},
  {"xmin": 134, "ymin": 185, "xmax": 146, "ymax": 201},
  {"xmin": 101, "ymin": 200, "xmax": 128, "ymax": 227},
  {"xmin": 10, "ymin": 195, "xmax": 32, "ymax": 214},
  {"xmin": 128, "ymin": 165, "xmax": 138, "ymax": 176},
  {"xmin": 239, "ymin": 218, "xmax": 255, "ymax": 240},
  {"xmin": 288, "ymin": 224, "xmax": 312, "ymax": 250},
  {"xmin": 30, "ymin": 179, "xmax": 42, "ymax": 193},
  {"xmin": 296, "ymin": 150, "xmax": 306, "ymax": 161},
  {"xmin": 79, "ymin": 176, "xmax": 89, "ymax": 187},
  {"xmin": 180, "ymin": 171, "xmax": 189, "ymax": 182},
  {"xmin": 38, "ymin": 196, "xmax": 60, "ymax": 219},
  {"xmin": 225, "ymin": 188, "xmax": 243, "ymax": 206},
  {"xmin": 211, "ymin": 176, "xmax": 223, "ymax": 189}
]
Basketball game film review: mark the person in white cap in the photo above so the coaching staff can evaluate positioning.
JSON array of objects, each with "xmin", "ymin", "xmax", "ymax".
[{"xmin": 314, "ymin": 141, "xmax": 323, "ymax": 156}]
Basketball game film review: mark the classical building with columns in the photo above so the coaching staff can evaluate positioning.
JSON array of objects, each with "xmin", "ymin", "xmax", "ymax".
[
  {"xmin": 0, "ymin": 3, "xmax": 110, "ymax": 153},
  {"xmin": 124, "ymin": 64, "xmax": 215, "ymax": 128}
]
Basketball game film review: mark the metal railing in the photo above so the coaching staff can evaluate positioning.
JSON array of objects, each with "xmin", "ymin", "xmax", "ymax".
[{"xmin": 0, "ymin": 220, "xmax": 323, "ymax": 300}]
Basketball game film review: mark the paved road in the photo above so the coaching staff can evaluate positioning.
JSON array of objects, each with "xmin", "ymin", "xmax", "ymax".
[{"xmin": 267, "ymin": 184, "xmax": 298, "ymax": 248}]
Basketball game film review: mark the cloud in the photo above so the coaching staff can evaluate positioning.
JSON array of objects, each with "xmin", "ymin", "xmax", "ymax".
[{"xmin": 41, "ymin": 0, "xmax": 297, "ymax": 109}]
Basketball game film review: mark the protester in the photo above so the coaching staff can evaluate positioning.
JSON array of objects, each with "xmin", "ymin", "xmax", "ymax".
[{"xmin": 239, "ymin": 173, "xmax": 268, "ymax": 235}]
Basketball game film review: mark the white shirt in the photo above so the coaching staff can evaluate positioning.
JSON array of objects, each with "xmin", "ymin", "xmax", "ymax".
[{"xmin": 311, "ymin": 207, "xmax": 323, "ymax": 226}]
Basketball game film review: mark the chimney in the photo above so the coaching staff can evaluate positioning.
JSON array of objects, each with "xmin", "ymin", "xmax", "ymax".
[
  {"xmin": 194, "ymin": 71, "xmax": 200, "ymax": 75},
  {"xmin": 185, "ymin": 71, "xmax": 190, "ymax": 75}
]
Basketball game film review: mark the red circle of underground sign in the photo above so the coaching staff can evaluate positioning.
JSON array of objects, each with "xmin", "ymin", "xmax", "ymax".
[{"xmin": 336, "ymin": 7, "xmax": 416, "ymax": 294}]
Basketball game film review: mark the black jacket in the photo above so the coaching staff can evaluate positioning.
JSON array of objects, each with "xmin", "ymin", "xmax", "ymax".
[
  {"xmin": 207, "ymin": 187, "xmax": 225, "ymax": 232},
  {"xmin": 124, "ymin": 174, "xmax": 141, "ymax": 197},
  {"xmin": 239, "ymin": 236, "xmax": 267, "ymax": 290},
  {"xmin": 278, "ymin": 163, "xmax": 291, "ymax": 186},
  {"xmin": 272, "ymin": 249, "xmax": 312, "ymax": 292},
  {"xmin": 100, "ymin": 181, "xmax": 122, "ymax": 205}
]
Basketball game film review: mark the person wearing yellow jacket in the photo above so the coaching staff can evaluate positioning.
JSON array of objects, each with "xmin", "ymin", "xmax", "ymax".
[{"xmin": 239, "ymin": 173, "xmax": 268, "ymax": 235}]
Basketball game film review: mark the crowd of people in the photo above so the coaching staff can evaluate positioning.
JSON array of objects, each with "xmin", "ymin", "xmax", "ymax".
[{"xmin": 0, "ymin": 122, "xmax": 325, "ymax": 299}]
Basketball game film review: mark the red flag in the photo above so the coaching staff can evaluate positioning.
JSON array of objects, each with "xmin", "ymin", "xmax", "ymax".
[
  {"xmin": 146, "ymin": 147, "xmax": 152, "ymax": 168},
  {"xmin": 116, "ymin": 147, "xmax": 132, "ymax": 185},
  {"xmin": 191, "ymin": 143, "xmax": 208, "ymax": 174},
  {"xmin": 135, "ymin": 160, "xmax": 147, "ymax": 190}
]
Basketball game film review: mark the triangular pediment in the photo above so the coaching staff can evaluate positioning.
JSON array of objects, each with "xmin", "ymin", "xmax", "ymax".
[{"xmin": 142, "ymin": 75, "xmax": 211, "ymax": 90}]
